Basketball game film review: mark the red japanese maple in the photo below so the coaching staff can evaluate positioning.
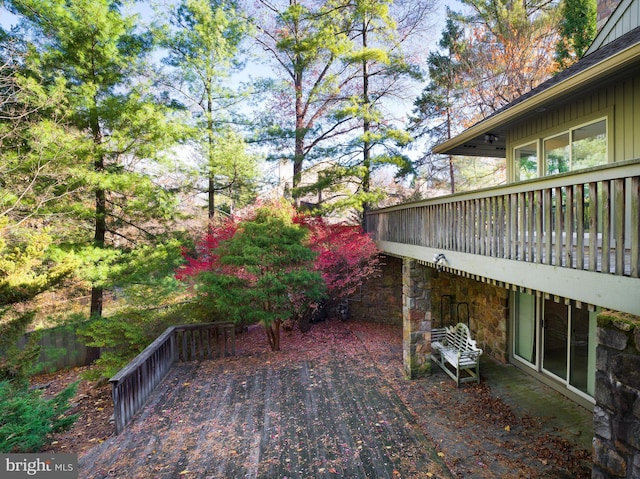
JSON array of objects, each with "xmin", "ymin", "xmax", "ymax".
[
  {"xmin": 295, "ymin": 214, "xmax": 380, "ymax": 302},
  {"xmin": 175, "ymin": 217, "xmax": 238, "ymax": 281},
  {"xmin": 178, "ymin": 204, "xmax": 380, "ymax": 307}
]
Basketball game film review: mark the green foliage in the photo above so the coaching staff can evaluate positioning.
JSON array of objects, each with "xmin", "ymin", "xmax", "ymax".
[
  {"xmin": 7, "ymin": 0, "xmax": 189, "ymax": 322},
  {"xmin": 78, "ymin": 240, "xmax": 192, "ymax": 380},
  {"xmin": 0, "ymin": 226, "xmax": 77, "ymax": 306},
  {"xmin": 0, "ymin": 222, "xmax": 78, "ymax": 381},
  {"xmin": 217, "ymin": 203, "xmax": 325, "ymax": 325},
  {"xmin": 0, "ymin": 312, "xmax": 40, "ymax": 383},
  {"xmin": 555, "ymin": 0, "xmax": 597, "ymax": 69},
  {"xmin": 189, "ymin": 201, "xmax": 325, "ymax": 350},
  {"xmin": 0, "ymin": 380, "xmax": 78, "ymax": 453},
  {"xmin": 0, "ymin": 222, "xmax": 79, "ymax": 450},
  {"xmin": 157, "ymin": 0, "xmax": 258, "ymax": 217}
]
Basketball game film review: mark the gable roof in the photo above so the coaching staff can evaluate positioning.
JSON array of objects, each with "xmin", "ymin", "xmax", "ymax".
[
  {"xmin": 588, "ymin": 0, "xmax": 640, "ymax": 54},
  {"xmin": 432, "ymin": 23, "xmax": 640, "ymax": 158}
]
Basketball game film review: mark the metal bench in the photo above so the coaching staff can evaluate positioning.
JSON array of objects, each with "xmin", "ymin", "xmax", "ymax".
[{"xmin": 431, "ymin": 322, "xmax": 482, "ymax": 387}]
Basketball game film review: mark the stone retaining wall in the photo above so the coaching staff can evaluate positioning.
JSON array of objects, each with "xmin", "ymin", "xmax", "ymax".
[
  {"xmin": 348, "ymin": 255, "xmax": 402, "ymax": 325},
  {"xmin": 593, "ymin": 311, "xmax": 640, "ymax": 479}
]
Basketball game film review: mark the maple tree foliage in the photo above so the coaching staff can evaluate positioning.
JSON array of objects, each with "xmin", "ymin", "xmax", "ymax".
[
  {"xmin": 177, "ymin": 200, "xmax": 381, "ymax": 350},
  {"xmin": 295, "ymin": 214, "xmax": 380, "ymax": 303}
]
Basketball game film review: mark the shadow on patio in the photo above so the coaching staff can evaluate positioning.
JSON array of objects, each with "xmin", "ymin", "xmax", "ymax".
[{"xmin": 79, "ymin": 321, "xmax": 592, "ymax": 479}]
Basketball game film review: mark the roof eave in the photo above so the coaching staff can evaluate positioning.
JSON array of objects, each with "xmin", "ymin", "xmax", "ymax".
[{"xmin": 432, "ymin": 42, "xmax": 640, "ymax": 156}]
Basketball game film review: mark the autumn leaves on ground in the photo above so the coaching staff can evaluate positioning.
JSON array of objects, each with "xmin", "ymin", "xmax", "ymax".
[{"xmin": 36, "ymin": 320, "xmax": 591, "ymax": 479}]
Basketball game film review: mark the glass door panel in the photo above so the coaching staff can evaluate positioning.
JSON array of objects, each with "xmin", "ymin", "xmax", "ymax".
[
  {"xmin": 514, "ymin": 292, "xmax": 536, "ymax": 364},
  {"xmin": 542, "ymin": 299, "xmax": 568, "ymax": 380},
  {"xmin": 569, "ymin": 305, "xmax": 597, "ymax": 396}
]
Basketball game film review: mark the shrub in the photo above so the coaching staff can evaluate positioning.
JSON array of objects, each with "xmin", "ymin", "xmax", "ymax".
[{"xmin": 0, "ymin": 380, "xmax": 78, "ymax": 453}]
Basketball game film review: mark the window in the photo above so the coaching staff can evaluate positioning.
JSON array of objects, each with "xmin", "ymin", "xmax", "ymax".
[
  {"xmin": 572, "ymin": 120, "xmax": 607, "ymax": 170},
  {"xmin": 544, "ymin": 119, "xmax": 607, "ymax": 176},
  {"xmin": 514, "ymin": 142, "xmax": 538, "ymax": 181},
  {"xmin": 545, "ymin": 133, "xmax": 570, "ymax": 175},
  {"xmin": 513, "ymin": 118, "xmax": 607, "ymax": 180}
]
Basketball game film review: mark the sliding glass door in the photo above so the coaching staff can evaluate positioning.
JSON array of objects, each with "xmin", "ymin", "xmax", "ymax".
[{"xmin": 512, "ymin": 292, "xmax": 596, "ymax": 399}]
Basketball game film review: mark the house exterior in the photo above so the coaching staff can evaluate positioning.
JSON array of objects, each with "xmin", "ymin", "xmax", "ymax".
[{"xmin": 364, "ymin": 1, "xmax": 640, "ymax": 477}]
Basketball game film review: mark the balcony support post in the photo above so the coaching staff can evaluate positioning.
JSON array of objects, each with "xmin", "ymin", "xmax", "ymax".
[{"xmin": 402, "ymin": 258, "xmax": 433, "ymax": 379}]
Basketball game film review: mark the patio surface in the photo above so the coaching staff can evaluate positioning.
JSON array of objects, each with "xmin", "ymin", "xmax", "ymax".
[{"xmin": 79, "ymin": 321, "xmax": 592, "ymax": 479}]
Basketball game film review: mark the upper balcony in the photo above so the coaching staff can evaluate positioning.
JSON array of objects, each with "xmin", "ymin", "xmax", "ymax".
[{"xmin": 365, "ymin": 159, "xmax": 640, "ymax": 316}]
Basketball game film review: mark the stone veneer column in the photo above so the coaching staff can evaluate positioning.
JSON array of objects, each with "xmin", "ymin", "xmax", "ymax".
[
  {"xmin": 592, "ymin": 311, "xmax": 640, "ymax": 479},
  {"xmin": 402, "ymin": 258, "xmax": 433, "ymax": 379}
]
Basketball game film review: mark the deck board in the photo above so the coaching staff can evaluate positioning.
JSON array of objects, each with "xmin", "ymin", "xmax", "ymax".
[
  {"xmin": 80, "ymin": 351, "xmax": 450, "ymax": 479},
  {"xmin": 78, "ymin": 321, "xmax": 592, "ymax": 479}
]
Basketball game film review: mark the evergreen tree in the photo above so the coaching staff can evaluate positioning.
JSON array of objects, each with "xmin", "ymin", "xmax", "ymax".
[
  {"xmin": 157, "ymin": 0, "xmax": 259, "ymax": 218},
  {"xmin": 323, "ymin": 0, "xmax": 427, "ymax": 223},
  {"xmin": 555, "ymin": 0, "xmax": 597, "ymax": 69},
  {"xmin": 0, "ymin": 220, "xmax": 79, "ymax": 452},
  {"xmin": 251, "ymin": 0, "xmax": 356, "ymax": 203},
  {"xmin": 7, "ymin": 0, "xmax": 184, "ymax": 320},
  {"xmin": 410, "ymin": 9, "xmax": 465, "ymax": 193}
]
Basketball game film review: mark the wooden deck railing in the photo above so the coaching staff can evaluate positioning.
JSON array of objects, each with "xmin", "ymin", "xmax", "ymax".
[
  {"xmin": 366, "ymin": 159, "xmax": 640, "ymax": 278},
  {"xmin": 110, "ymin": 322, "xmax": 235, "ymax": 434}
]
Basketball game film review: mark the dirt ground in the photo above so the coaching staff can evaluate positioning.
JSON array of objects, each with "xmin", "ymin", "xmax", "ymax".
[
  {"xmin": 32, "ymin": 366, "xmax": 114, "ymax": 456},
  {"xmin": 34, "ymin": 320, "xmax": 591, "ymax": 478}
]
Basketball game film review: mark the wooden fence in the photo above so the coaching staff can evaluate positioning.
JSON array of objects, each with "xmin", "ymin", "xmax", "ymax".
[
  {"xmin": 109, "ymin": 322, "xmax": 236, "ymax": 434},
  {"xmin": 16, "ymin": 325, "xmax": 92, "ymax": 373}
]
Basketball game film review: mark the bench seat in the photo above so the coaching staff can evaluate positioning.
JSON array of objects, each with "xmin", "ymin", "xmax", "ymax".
[{"xmin": 431, "ymin": 323, "xmax": 482, "ymax": 387}]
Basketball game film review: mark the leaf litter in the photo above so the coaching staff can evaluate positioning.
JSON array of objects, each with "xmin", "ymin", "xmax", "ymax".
[{"xmin": 37, "ymin": 320, "xmax": 590, "ymax": 478}]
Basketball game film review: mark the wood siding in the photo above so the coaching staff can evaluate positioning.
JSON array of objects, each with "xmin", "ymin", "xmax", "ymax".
[{"xmin": 509, "ymin": 76, "xmax": 640, "ymax": 172}]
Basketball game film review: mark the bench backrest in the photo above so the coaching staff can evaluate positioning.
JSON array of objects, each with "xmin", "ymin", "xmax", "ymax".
[{"xmin": 445, "ymin": 323, "xmax": 482, "ymax": 354}]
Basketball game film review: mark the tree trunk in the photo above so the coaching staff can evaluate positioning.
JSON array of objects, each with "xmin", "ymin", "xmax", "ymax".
[
  {"xmin": 264, "ymin": 320, "xmax": 281, "ymax": 352},
  {"xmin": 361, "ymin": 19, "xmax": 371, "ymax": 230},
  {"xmin": 90, "ymin": 112, "xmax": 106, "ymax": 321},
  {"xmin": 207, "ymin": 85, "xmax": 216, "ymax": 219},
  {"xmin": 293, "ymin": 67, "xmax": 305, "ymax": 206},
  {"xmin": 88, "ymin": 111, "xmax": 105, "ymax": 363}
]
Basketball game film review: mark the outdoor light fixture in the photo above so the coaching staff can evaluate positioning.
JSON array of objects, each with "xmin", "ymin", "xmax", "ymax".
[
  {"xmin": 484, "ymin": 134, "xmax": 499, "ymax": 144},
  {"xmin": 434, "ymin": 253, "xmax": 447, "ymax": 272}
]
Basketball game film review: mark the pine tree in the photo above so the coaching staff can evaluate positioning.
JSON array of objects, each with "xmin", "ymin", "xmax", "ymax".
[
  {"xmin": 7, "ymin": 0, "xmax": 184, "ymax": 320},
  {"xmin": 158, "ymin": 0, "xmax": 258, "ymax": 218},
  {"xmin": 252, "ymin": 0, "xmax": 355, "ymax": 203},
  {"xmin": 410, "ymin": 9, "xmax": 465, "ymax": 193},
  {"xmin": 555, "ymin": 0, "xmax": 597, "ymax": 70}
]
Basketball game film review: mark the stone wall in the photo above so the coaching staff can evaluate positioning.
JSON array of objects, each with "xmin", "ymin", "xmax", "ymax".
[
  {"xmin": 348, "ymin": 255, "xmax": 403, "ymax": 325},
  {"xmin": 592, "ymin": 311, "xmax": 640, "ymax": 479},
  {"xmin": 430, "ymin": 272, "xmax": 510, "ymax": 363},
  {"xmin": 402, "ymin": 259, "xmax": 432, "ymax": 379}
]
